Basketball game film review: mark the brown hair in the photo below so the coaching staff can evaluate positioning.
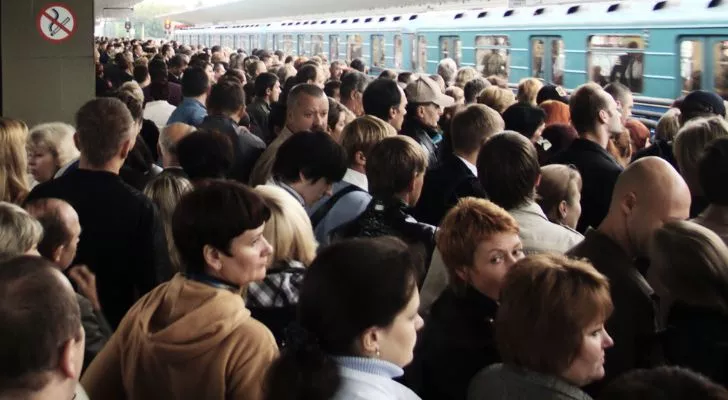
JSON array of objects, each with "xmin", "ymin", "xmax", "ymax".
[
  {"xmin": 0, "ymin": 118, "xmax": 30, "ymax": 204},
  {"xmin": 569, "ymin": 83, "xmax": 610, "ymax": 135},
  {"xmin": 674, "ymin": 116, "xmax": 728, "ymax": 195},
  {"xmin": 75, "ymin": 98, "xmax": 135, "ymax": 168},
  {"xmin": 517, "ymin": 78, "xmax": 544, "ymax": 106},
  {"xmin": 477, "ymin": 86, "xmax": 516, "ymax": 114},
  {"xmin": 340, "ymin": 115, "xmax": 397, "ymax": 165},
  {"xmin": 496, "ymin": 253, "xmax": 613, "ymax": 375},
  {"xmin": 537, "ymin": 164, "xmax": 582, "ymax": 224},
  {"xmin": 626, "ymin": 119, "xmax": 650, "ymax": 150},
  {"xmin": 540, "ymin": 100, "xmax": 571, "ymax": 126},
  {"xmin": 367, "ymin": 136, "xmax": 428, "ymax": 198},
  {"xmin": 438, "ymin": 197, "xmax": 519, "ymax": 294},
  {"xmin": 450, "ymin": 104, "xmax": 504, "ymax": 154}
]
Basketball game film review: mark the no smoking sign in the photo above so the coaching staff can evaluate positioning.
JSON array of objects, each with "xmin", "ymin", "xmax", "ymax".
[{"xmin": 37, "ymin": 3, "xmax": 76, "ymax": 43}]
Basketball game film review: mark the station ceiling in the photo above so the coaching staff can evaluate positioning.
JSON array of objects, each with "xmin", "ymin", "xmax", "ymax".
[{"xmin": 95, "ymin": 0, "xmax": 146, "ymax": 20}]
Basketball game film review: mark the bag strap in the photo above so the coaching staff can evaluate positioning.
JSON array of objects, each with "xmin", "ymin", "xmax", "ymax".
[{"xmin": 310, "ymin": 184, "xmax": 365, "ymax": 229}]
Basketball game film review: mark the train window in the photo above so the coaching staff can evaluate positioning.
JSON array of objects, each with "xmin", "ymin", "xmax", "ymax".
[
  {"xmin": 714, "ymin": 40, "xmax": 728, "ymax": 98},
  {"xmin": 588, "ymin": 35, "xmax": 644, "ymax": 93},
  {"xmin": 282, "ymin": 34, "xmax": 294, "ymax": 56},
  {"xmin": 531, "ymin": 37, "xmax": 565, "ymax": 85},
  {"xmin": 269, "ymin": 34, "xmax": 277, "ymax": 51},
  {"xmin": 297, "ymin": 34, "xmax": 306, "ymax": 56},
  {"xmin": 372, "ymin": 35, "xmax": 386, "ymax": 67},
  {"xmin": 680, "ymin": 40, "xmax": 703, "ymax": 94},
  {"xmin": 222, "ymin": 35, "xmax": 234, "ymax": 49},
  {"xmin": 251, "ymin": 36, "xmax": 260, "ymax": 52},
  {"xmin": 439, "ymin": 36, "xmax": 462, "ymax": 66},
  {"xmin": 394, "ymin": 34, "xmax": 403, "ymax": 69},
  {"xmin": 330, "ymin": 35, "xmax": 340, "ymax": 61},
  {"xmin": 347, "ymin": 34, "xmax": 363, "ymax": 61},
  {"xmin": 475, "ymin": 35, "xmax": 510, "ymax": 78},
  {"xmin": 237, "ymin": 35, "xmax": 248, "ymax": 51},
  {"xmin": 415, "ymin": 35, "xmax": 427, "ymax": 73},
  {"xmin": 311, "ymin": 35, "xmax": 324, "ymax": 57}
]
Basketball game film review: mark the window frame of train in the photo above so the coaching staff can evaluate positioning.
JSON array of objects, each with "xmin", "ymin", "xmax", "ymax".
[
  {"xmin": 222, "ymin": 34, "xmax": 234, "ymax": 50},
  {"xmin": 475, "ymin": 35, "xmax": 510, "ymax": 79},
  {"xmin": 311, "ymin": 34, "xmax": 324, "ymax": 57},
  {"xmin": 371, "ymin": 34, "xmax": 386, "ymax": 68},
  {"xmin": 413, "ymin": 35, "xmax": 427, "ymax": 73},
  {"xmin": 270, "ymin": 34, "xmax": 277, "ymax": 51},
  {"xmin": 531, "ymin": 36, "xmax": 565, "ymax": 86},
  {"xmin": 394, "ymin": 34, "xmax": 403, "ymax": 70},
  {"xmin": 237, "ymin": 35, "xmax": 249, "ymax": 52},
  {"xmin": 297, "ymin": 34, "xmax": 306, "ymax": 56},
  {"xmin": 347, "ymin": 34, "xmax": 363, "ymax": 62},
  {"xmin": 678, "ymin": 36, "xmax": 728, "ymax": 99},
  {"xmin": 330, "ymin": 35, "xmax": 340, "ymax": 62},
  {"xmin": 439, "ymin": 36, "xmax": 462, "ymax": 67},
  {"xmin": 587, "ymin": 34, "xmax": 645, "ymax": 93},
  {"xmin": 282, "ymin": 34, "xmax": 294, "ymax": 57}
]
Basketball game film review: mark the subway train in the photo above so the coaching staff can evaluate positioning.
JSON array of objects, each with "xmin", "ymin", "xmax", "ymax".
[{"xmin": 174, "ymin": 0, "xmax": 728, "ymax": 117}]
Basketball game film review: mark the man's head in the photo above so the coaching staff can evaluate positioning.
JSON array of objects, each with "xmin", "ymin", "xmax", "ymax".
[
  {"xmin": 340, "ymin": 71, "xmax": 369, "ymax": 117},
  {"xmin": 206, "ymin": 80, "xmax": 246, "ymax": 119},
  {"xmin": 350, "ymin": 58, "xmax": 366, "ymax": 73},
  {"xmin": 405, "ymin": 76, "xmax": 455, "ymax": 129},
  {"xmin": 177, "ymin": 130, "xmax": 234, "ymax": 180},
  {"xmin": 363, "ymin": 78, "xmax": 407, "ymax": 131},
  {"xmin": 437, "ymin": 58, "xmax": 458, "ymax": 87},
  {"xmin": 604, "ymin": 82, "xmax": 633, "ymax": 124},
  {"xmin": 367, "ymin": 136, "xmax": 429, "ymax": 206},
  {"xmin": 602, "ymin": 156, "xmax": 691, "ymax": 258},
  {"xmin": 159, "ymin": 123, "xmax": 195, "ymax": 168},
  {"xmin": 341, "ymin": 115, "xmax": 398, "ymax": 171},
  {"xmin": 181, "ymin": 67, "xmax": 210, "ymax": 98},
  {"xmin": 679, "ymin": 90, "xmax": 727, "ymax": 125},
  {"xmin": 569, "ymin": 83, "xmax": 623, "ymax": 148},
  {"xmin": 74, "ymin": 97, "xmax": 137, "ymax": 171},
  {"xmin": 463, "ymin": 77, "xmax": 490, "ymax": 105},
  {"xmin": 254, "ymin": 72, "xmax": 281, "ymax": 103},
  {"xmin": 450, "ymin": 104, "xmax": 504, "ymax": 157},
  {"xmin": 329, "ymin": 61, "xmax": 344, "ymax": 81},
  {"xmin": 286, "ymin": 84, "xmax": 329, "ymax": 133},
  {"xmin": 24, "ymin": 199, "xmax": 81, "ymax": 270},
  {"xmin": 295, "ymin": 64, "xmax": 326, "ymax": 89},
  {"xmin": 168, "ymin": 54, "xmax": 188, "ymax": 77},
  {"xmin": 0, "ymin": 256, "xmax": 84, "ymax": 398},
  {"xmin": 272, "ymin": 131, "xmax": 347, "ymax": 206}
]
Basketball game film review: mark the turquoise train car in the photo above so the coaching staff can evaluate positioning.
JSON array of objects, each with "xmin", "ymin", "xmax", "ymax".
[{"xmin": 174, "ymin": 0, "xmax": 728, "ymax": 113}]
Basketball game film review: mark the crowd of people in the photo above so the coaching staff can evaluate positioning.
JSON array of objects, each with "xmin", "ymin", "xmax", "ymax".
[{"xmin": 0, "ymin": 36, "xmax": 728, "ymax": 399}]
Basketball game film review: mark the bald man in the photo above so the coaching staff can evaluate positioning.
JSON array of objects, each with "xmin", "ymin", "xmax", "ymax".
[
  {"xmin": 568, "ymin": 156, "xmax": 691, "ymax": 392},
  {"xmin": 158, "ymin": 123, "xmax": 195, "ymax": 171}
]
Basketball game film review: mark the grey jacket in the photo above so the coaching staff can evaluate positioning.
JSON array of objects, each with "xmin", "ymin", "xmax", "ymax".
[{"xmin": 468, "ymin": 364, "xmax": 593, "ymax": 400}]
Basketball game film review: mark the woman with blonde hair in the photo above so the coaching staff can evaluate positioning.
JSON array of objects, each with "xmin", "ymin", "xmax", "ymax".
[
  {"xmin": 650, "ymin": 220, "xmax": 728, "ymax": 387},
  {"xmin": 517, "ymin": 77, "xmax": 544, "ymax": 106},
  {"xmin": 248, "ymin": 184, "xmax": 318, "ymax": 345},
  {"xmin": 0, "ymin": 118, "xmax": 30, "ymax": 204},
  {"xmin": 455, "ymin": 67, "xmax": 479, "ymax": 89},
  {"xmin": 143, "ymin": 173, "xmax": 194, "ymax": 272},
  {"xmin": 477, "ymin": 86, "xmax": 516, "ymax": 114},
  {"xmin": 26, "ymin": 122, "xmax": 80, "ymax": 184}
]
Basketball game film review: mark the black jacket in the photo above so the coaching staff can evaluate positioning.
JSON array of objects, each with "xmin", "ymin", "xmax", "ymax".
[
  {"xmin": 632, "ymin": 139, "xmax": 677, "ymax": 170},
  {"xmin": 401, "ymin": 116, "xmax": 442, "ymax": 170},
  {"xmin": 334, "ymin": 198, "xmax": 437, "ymax": 282},
  {"xmin": 405, "ymin": 286, "xmax": 500, "ymax": 400},
  {"xmin": 549, "ymin": 138, "xmax": 623, "ymax": 233},
  {"xmin": 413, "ymin": 152, "xmax": 486, "ymax": 226},
  {"xmin": 246, "ymin": 98, "xmax": 274, "ymax": 145},
  {"xmin": 26, "ymin": 169, "xmax": 173, "ymax": 328},
  {"xmin": 664, "ymin": 302, "xmax": 728, "ymax": 387},
  {"xmin": 198, "ymin": 115, "xmax": 267, "ymax": 184}
]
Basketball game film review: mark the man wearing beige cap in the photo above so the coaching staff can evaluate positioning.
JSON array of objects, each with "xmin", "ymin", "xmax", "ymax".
[{"xmin": 402, "ymin": 75, "xmax": 455, "ymax": 169}]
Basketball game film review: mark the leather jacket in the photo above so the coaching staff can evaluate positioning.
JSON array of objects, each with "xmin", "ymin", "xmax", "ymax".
[{"xmin": 401, "ymin": 116, "xmax": 442, "ymax": 170}]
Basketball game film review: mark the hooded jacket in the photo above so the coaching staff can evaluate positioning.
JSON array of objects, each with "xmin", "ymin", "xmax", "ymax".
[{"xmin": 81, "ymin": 274, "xmax": 279, "ymax": 400}]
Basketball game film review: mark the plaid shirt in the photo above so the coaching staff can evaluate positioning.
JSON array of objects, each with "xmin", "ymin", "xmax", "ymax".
[{"xmin": 246, "ymin": 260, "xmax": 305, "ymax": 308}]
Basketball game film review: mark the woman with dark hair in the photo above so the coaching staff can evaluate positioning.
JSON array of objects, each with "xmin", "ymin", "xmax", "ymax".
[
  {"xmin": 82, "ymin": 180, "xmax": 278, "ymax": 400},
  {"xmin": 265, "ymin": 236, "xmax": 424, "ymax": 400}
]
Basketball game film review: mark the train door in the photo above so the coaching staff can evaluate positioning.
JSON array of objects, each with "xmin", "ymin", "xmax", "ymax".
[
  {"xmin": 297, "ymin": 34, "xmax": 306, "ymax": 56},
  {"xmin": 678, "ymin": 37, "xmax": 728, "ymax": 99},
  {"xmin": 531, "ymin": 36, "xmax": 564, "ymax": 85},
  {"xmin": 401, "ymin": 33, "xmax": 413, "ymax": 72},
  {"xmin": 439, "ymin": 36, "xmax": 462, "ymax": 67}
]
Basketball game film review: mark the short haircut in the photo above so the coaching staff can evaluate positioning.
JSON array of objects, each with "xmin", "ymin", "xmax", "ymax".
[
  {"xmin": 133, "ymin": 64, "xmax": 149, "ymax": 83},
  {"xmin": 286, "ymin": 83, "xmax": 325, "ymax": 111},
  {"xmin": 181, "ymin": 67, "xmax": 210, "ymax": 97},
  {"xmin": 604, "ymin": 81, "xmax": 631, "ymax": 105},
  {"xmin": 168, "ymin": 54, "xmax": 188, "ymax": 70},
  {"xmin": 254, "ymin": 72, "xmax": 279, "ymax": 98},
  {"xmin": 350, "ymin": 58, "xmax": 365, "ymax": 72},
  {"xmin": 324, "ymin": 80, "xmax": 341, "ymax": 98},
  {"xmin": 363, "ymin": 78, "xmax": 402, "ymax": 122},
  {"xmin": 450, "ymin": 104, "xmax": 504, "ymax": 154},
  {"xmin": 496, "ymin": 253, "xmax": 613, "ymax": 375},
  {"xmin": 113, "ymin": 90, "xmax": 143, "ymax": 123},
  {"xmin": 398, "ymin": 71, "xmax": 414, "ymax": 85},
  {"xmin": 674, "ymin": 116, "xmax": 728, "ymax": 194},
  {"xmin": 295, "ymin": 64, "xmax": 320, "ymax": 85},
  {"xmin": 272, "ymin": 130, "xmax": 347, "ymax": 184},
  {"xmin": 147, "ymin": 58, "xmax": 168, "ymax": 83},
  {"xmin": 27, "ymin": 122, "xmax": 80, "ymax": 168},
  {"xmin": 340, "ymin": 71, "xmax": 369, "ymax": 100},
  {"xmin": 464, "ymin": 77, "xmax": 490, "ymax": 104},
  {"xmin": 455, "ymin": 67, "xmax": 479, "ymax": 89},
  {"xmin": 502, "ymin": 103, "xmax": 547, "ymax": 140},
  {"xmin": 0, "ymin": 256, "xmax": 81, "ymax": 392},
  {"xmin": 437, "ymin": 58, "xmax": 458, "ymax": 85},
  {"xmin": 23, "ymin": 199, "xmax": 75, "ymax": 261},
  {"xmin": 119, "ymin": 81, "xmax": 144, "ymax": 104},
  {"xmin": 569, "ymin": 83, "xmax": 611, "ymax": 135},
  {"xmin": 74, "ymin": 97, "xmax": 134, "ymax": 168},
  {"xmin": 598, "ymin": 366, "xmax": 728, "ymax": 400},
  {"xmin": 699, "ymin": 137, "xmax": 728, "ymax": 205},
  {"xmin": 516, "ymin": 77, "xmax": 544, "ymax": 105},
  {"xmin": 341, "ymin": 115, "xmax": 398, "ymax": 165},
  {"xmin": 651, "ymin": 220, "xmax": 728, "ymax": 315},
  {"xmin": 207, "ymin": 80, "xmax": 246, "ymax": 115},
  {"xmin": 477, "ymin": 86, "xmax": 516, "ymax": 114},
  {"xmin": 367, "ymin": 136, "xmax": 428, "ymax": 198},
  {"xmin": 540, "ymin": 100, "xmax": 571, "ymax": 126},
  {"xmin": 656, "ymin": 108, "xmax": 682, "ymax": 142},
  {"xmin": 172, "ymin": 180, "xmax": 270, "ymax": 274},
  {"xmin": 438, "ymin": 198, "xmax": 519, "ymax": 294},
  {"xmin": 378, "ymin": 69, "xmax": 397, "ymax": 80},
  {"xmin": 254, "ymin": 185, "xmax": 317, "ymax": 266},
  {"xmin": 477, "ymin": 131, "xmax": 540, "ymax": 209},
  {"xmin": 176, "ymin": 130, "xmax": 234, "ymax": 180},
  {"xmin": 0, "ymin": 202, "xmax": 42, "ymax": 260},
  {"xmin": 537, "ymin": 165, "xmax": 583, "ymax": 222}
]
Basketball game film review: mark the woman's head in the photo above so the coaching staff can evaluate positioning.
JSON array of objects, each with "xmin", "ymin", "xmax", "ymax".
[
  {"xmin": 625, "ymin": 119, "xmax": 651, "ymax": 151},
  {"xmin": 253, "ymin": 185, "xmax": 317, "ymax": 267},
  {"xmin": 0, "ymin": 202, "xmax": 42, "ymax": 261},
  {"xmin": 650, "ymin": 220, "xmax": 728, "ymax": 315},
  {"xmin": 655, "ymin": 108, "xmax": 681, "ymax": 142},
  {"xmin": 0, "ymin": 118, "xmax": 30, "ymax": 204},
  {"xmin": 27, "ymin": 123, "xmax": 79, "ymax": 184},
  {"xmin": 674, "ymin": 116, "xmax": 728, "ymax": 195},
  {"xmin": 326, "ymin": 98, "xmax": 355, "ymax": 143},
  {"xmin": 540, "ymin": 100, "xmax": 571, "ymax": 126},
  {"xmin": 437, "ymin": 198, "xmax": 522, "ymax": 299},
  {"xmin": 517, "ymin": 77, "xmax": 544, "ymax": 106},
  {"xmin": 172, "ymin": 180, "xmax": 273, "ymax": 286},
  {"xmin": 537, "ymin": 164, "xmax": 582, "ymax": 229},
  {"xmin": 477, "ymin": 86, "xmax": 516, "ymax": 114},
  {"xmin": 496, "ymin": 253, "xmax": 613, "ymax": 387},
  {"xmin": 296, "ymin": 236, "xmax": 422, "ymax": 365}
]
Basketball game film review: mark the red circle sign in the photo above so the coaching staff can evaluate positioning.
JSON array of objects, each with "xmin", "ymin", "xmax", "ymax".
[{"xmin": 37, "ymin": 3, "xmax": 77, "ymax": 43}]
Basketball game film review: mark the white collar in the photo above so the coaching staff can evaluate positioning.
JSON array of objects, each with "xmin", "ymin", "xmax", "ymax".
[
  {"xmin": 456, "ymin": 155, "xmax": 478, "ymax": 177},
  {"xmin": 343, "ymin": 168, "xmax": 368, "ymax": 191}
]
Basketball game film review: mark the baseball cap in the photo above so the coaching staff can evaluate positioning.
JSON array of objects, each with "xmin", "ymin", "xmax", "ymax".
[
  {"xmin": 404, "ymin": 76, "xmax": 455, "ymax": 108},
  {"xmin": 537, "ymin": 84, "xmax": 569, "ymax": 105},
  {"xmin": 680, "ymin": 90, "xmax": 726, "ymax": 117}
]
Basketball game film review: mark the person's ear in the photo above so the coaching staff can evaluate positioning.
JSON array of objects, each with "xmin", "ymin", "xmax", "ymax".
[
  {"xmin": 358, "ymin": 326, "xmax": 381, "ymax": 357},
  {"xmin": 354, "ymin": 150, "xmax": 366, "ymax": 168},
  {"xmin": 620, "ymin": 192, "xmax": 637, "ymax": 217},
  {"xmin": 51, "ymin": 245, "xmax": 65, "ymax": 264},
  {"xmin": 598, "ymin": 109, "xmax": 609, "ymax": 124},
  {"xmin": 59, "ymin": 328, "xmax": 84, "ymax": 380},
  {"xmin": 203, "ymin": 244, "xmax": 224, "ymax": 273},
  {"xmin": 119, "ymin": 138, "xmax": 134, "ymax": 160},
  {"xmin": 558, "ymin": 200, "xmax": 569, "ymax": 220}
]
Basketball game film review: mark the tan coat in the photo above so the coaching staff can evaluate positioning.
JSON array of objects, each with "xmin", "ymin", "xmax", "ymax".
[{"xmin": 81, "ymin": 274, "xmax": 279, "ymax": 400}]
